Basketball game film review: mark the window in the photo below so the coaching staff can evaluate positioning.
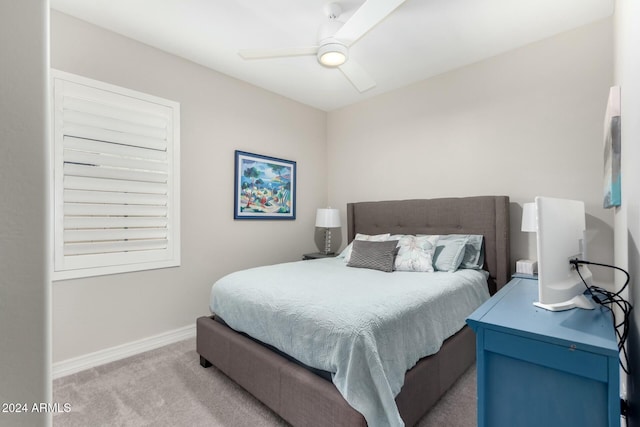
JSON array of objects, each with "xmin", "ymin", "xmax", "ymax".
[{"xmin": 51, "ymin": 70, "xmax": 180, "ymax": 280}]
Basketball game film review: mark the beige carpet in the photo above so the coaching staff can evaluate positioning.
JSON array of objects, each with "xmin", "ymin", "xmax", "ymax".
[{"xmin": 53, "ymin": 338, "xmax": 476, "ymax": 426}]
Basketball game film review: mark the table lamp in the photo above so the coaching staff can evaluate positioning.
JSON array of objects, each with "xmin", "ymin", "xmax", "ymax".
[{"xmin": 315, "ymin": 208, "xmax": 341, "ymax": 254}]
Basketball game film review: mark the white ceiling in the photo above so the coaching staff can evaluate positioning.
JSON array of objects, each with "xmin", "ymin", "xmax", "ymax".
[{"xmin": 50, "ymin": 0, "xmax": 613, "ymax": 111}]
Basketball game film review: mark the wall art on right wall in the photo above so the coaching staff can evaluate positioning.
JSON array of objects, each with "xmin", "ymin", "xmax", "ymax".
[{"xmin": 603, "ymin": 85, "xmax": 621, "ymax": 209}]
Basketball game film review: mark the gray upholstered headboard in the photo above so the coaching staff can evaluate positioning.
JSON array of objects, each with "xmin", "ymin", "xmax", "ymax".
[{"xmin": 346, "ymin": 196, "xmax": 510, "ymax": 295}]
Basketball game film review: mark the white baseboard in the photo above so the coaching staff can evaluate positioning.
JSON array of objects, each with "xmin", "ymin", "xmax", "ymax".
[{"xmin": 52, "ymin": 323, "xmax": 196, "ymax": 379}]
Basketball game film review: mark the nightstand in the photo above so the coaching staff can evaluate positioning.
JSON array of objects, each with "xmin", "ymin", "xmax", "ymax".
[
  {"xmin": 467, "ymin": 277, "xmax": 620, "ymax": 427},
  {"xmin": 302, "ymin": 252, "xmax": 337, "ymax": 260}
]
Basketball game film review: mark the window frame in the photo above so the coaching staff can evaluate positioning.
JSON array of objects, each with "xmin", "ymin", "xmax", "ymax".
[{"xmin": 51, "ymin": 70, "xmax": 180, "ymax": 281}]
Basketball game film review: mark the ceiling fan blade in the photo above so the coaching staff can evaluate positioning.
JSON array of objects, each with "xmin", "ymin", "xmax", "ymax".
[
  {"xmin": 334, "ymin": 0, "xmax": 406, "ymax": 46},
  {"xmin": 238, "ymin": 46, "xmax": 318, "ymax": 59},
  {"xmin": 339, "ymin": 60, "xmax": 376, "ymax": 93}
]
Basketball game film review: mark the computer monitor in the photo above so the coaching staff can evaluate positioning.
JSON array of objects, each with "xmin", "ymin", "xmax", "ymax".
[{"xmin": 533, "ymin": 196, "xmax": 594, "ymax": 311}]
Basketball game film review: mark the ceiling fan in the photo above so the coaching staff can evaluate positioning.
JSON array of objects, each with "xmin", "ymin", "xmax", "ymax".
[{"xmin": 238, "ymin": 0, "xmax": 406, "ymax": 93}]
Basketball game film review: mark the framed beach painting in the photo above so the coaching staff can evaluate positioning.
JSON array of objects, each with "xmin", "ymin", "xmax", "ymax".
[
  {"xmin": 234, "ymin": 150, "xmax": 296, "ymax": 220},
  {"xmin": 603, "ymin": 86, "xmax": 621, "ymax": 209}
]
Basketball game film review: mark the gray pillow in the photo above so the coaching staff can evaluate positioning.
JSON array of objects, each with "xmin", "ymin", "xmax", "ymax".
[
  {"xmin": 347, "ymin": 240, "xmax": 399, "ymax": 273},
  {"xmin": 433, "ymin": 236, "xmax": 468, "ymax": 272}
]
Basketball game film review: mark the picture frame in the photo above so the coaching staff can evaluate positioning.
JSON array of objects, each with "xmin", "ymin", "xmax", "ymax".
[
  {"xmin": 234, "ymin": 150, "xmax": 296, "ymax": 220},
  {"xmin": 603, "ymin": 86, "xmax": 621, "ymax": 209}
]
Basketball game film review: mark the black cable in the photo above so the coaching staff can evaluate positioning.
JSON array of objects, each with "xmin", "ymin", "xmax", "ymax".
[
  {"xmin": 571, "ymin": 259, "xmax": 633, "ymax": 376},
  {"xmin": 572, "ymin": 259, "xmax": 630, "ymax": 297}
]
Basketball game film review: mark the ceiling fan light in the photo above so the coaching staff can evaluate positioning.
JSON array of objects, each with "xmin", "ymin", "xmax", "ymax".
[
  {"xmin": 317, "ymin": 43, "xmax": 347, "ymax": 67},
  {"xmin": 320, "ymin": 51, "xmax": 346, "ymax": 67}
]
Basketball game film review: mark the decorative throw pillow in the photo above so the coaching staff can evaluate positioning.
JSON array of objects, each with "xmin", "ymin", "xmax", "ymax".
[
  {"xmin": 394, "ymin": 235, "xmax": 439, "ymax": 272},
  {"xmin": 433, "ymin": 236, "xmax": 469, "ymax": 272},
  {"xmin": 438, "ymin": 234, "xmax": 485, "ymax": 269},
  {"xmin": 339, "ymin": 233, "xmax": 391, "ymax": 262},
  {"xmin": 347, "ymin": 240, "xmax": 399, "ymax": 272},
  {"xmin": 461, "ymin": 235, "xmax": 484, "ymax": 269}
]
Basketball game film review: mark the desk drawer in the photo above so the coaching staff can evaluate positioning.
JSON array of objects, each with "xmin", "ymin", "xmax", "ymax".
[{"xmin": 484, "ymin": 328, "xmax": 608, "ymax": 382}]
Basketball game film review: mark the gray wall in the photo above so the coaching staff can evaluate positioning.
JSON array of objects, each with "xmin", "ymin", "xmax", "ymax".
[
  {"xmin": 0, "ymin": 1, "xmax": 51, "ymax": 426},
  {"xmin": 50, "ymin": 11, "xmax": 327, "ymax": 363},
  {"xmin": 327, "ymin": 19, "xmax": 614, "ymax": 283},
  {"xmin": 613, "ymin": 0, "xmax": 640, "ymax": 423}
]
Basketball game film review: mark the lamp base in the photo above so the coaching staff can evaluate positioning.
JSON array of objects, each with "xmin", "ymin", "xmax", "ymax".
[
  {"xmin": 315, "ymin": 226, "xmax": 342, "ymax": 255},
  {"xmin": 322, "ymin": 228, "xmax": 332, "ymax": 255}
]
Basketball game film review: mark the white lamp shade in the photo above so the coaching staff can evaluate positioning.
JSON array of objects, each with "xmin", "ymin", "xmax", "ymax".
[
  {"xmin": 315, "ymin": 208, "xmax": 341, "ymax": 228},
  {"xmin": 521, "ymin": 202, "xmax": 537, "ymax": 232}
]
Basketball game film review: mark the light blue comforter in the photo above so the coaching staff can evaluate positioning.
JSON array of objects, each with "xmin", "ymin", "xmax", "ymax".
[{"xmin": 210, "ymin": 258, "xmax": 490, "ymax": 427}]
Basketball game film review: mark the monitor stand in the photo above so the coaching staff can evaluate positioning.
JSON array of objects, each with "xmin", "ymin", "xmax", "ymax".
[{"xmin": 533, "ymin": 294, "xmax": 596, "ymax": 312}]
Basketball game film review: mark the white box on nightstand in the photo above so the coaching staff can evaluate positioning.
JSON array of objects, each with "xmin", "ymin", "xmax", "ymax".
[{"xmin": 515, "ymin": 259, "xmax": 537, "ymax": 275}]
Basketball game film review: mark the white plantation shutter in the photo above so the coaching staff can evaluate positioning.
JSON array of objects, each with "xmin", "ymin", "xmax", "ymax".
[{"xmin": 52, "ymin": 70, "xmax": 180, "ymax": 280}]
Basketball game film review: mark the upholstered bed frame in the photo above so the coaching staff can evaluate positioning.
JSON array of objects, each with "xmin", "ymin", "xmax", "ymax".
[{"xmin": 197, "ymin": 196, "xmax": 510, "ymax": 426}]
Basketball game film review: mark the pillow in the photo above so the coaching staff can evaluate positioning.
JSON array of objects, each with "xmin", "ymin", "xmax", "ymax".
[
  {"xmin": 433, "ymin": 236, "xmax": 469, "ymax": 272},
  {"xmin": 438, "ymin": 234, "xmax": 485, "ymax": 269},
  {"xmin": 338, "ymin": 233, "xmax": 391, "ymax": 262},
  {"xmin": 394, "ymin": 235, "xmax": 439, "ymax": 272},
  {"xmin": 347, "ymin": 240, "xmax": 399, "ymax": 272},
  {"xmin": 461, "ymin": 235, "xmax": 484, "ymax": 269}
]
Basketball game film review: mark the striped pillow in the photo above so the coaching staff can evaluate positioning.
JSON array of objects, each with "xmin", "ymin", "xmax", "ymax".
[
  {"xmin": 339, "ymin": 233, "xmax": 391, "ymax": 262},
  {"xmin": 347, "ymin": 240, "xmax": 399, "ymax": 272}
]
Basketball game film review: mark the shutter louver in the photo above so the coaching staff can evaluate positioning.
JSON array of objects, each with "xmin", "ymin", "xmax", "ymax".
[{"xmin": 52, "ymin": 71, "xmax": 180, "ymax": 279}]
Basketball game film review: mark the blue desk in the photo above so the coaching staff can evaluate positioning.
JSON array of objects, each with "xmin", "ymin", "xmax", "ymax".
[{"xmin": 467, "ymin": 277, "xmax": 620, "ymax": 427}]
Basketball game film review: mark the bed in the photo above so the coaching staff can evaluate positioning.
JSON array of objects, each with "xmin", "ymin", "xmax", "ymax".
[{"xmin": 197, "ymin": 196, "xmax": 510, "ymax": 427}]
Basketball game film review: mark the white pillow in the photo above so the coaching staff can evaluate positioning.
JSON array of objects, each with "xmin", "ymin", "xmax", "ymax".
[
  {"xmin": 394, "ymin": 235, "xmax": 439, "ymax": 272},
  {"xmin": 339, "ymin": 233, "xmax": 391, "ymax": 262}
]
